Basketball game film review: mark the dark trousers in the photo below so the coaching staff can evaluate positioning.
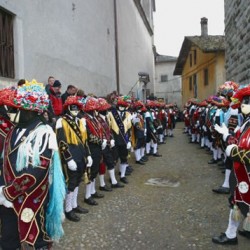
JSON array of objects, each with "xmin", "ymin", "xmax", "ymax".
[
  {"xmin": 114, "ymin": 144, "xmax": 128, "ymax": 164},
  {"xmin": 102, "ymin": 146, "xmax": 115, "ymax": 170},
  {"xmin": 88, "ymin": 143, "xmax": 102, "ymax": 181},
  {"xmin": 67, "ymin": 161, "xmax": 85, "ymax": 192}
]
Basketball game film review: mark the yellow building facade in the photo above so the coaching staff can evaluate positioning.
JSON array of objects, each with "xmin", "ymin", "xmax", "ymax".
[
  {"xmin": 174, "ymin": 18, "xmax": 225, "ymax": 107},
  {"xmin": 181, "ymin": 45, "xmax": 225, "ymax": 106}
]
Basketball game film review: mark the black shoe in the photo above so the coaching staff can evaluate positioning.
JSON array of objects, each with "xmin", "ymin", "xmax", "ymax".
[
  {"xmin": 111, "ymin": 182, "xmax": 124, "ymax": 188},
  {"xmin": 208, "ymin": 159, "xmax": 218, "ymax": 164},
  {"xmin": 153, "ymin": 153, "xmax": 162, "ymax": 157},
  {"xmin": 91, "ymin": 192, "xmax": 104, "ymax": 198},
  {"xmin": 120, "ymin": 177, "xmax": 128, "ymax": 184},
  {"xmin": 65, "ymin": 210, "xmax": 81, "ymax": 222},
  {"xmin": 136, "ymin": 160, "xmax": 145, "ymax": 165},
  {"xmin": 238, "ymin": 230, "xmax": 250, "ymax": 239},
  {"xmin": 126, "ymin": 165, "xmax": 134, "ymax": 172},
  {"xmin": 73, "ymin": 205, "xmax": 89, "ymax": 214},
  {"xmin": 84, "ymin": 197, "xmax": 98, "ymax": 206},
  {"xmin": 212, "ymin": 186, "xmax": 230, "ymax": 194},
  {"xmin": 99, "ymin": 185, "xmax": 112, "ymax": 192},
  {"xmin": 212, "ymin": 233, "xmax": 238, "ymax": 245},
  {"xmin": 141, "ymin": 156, "xmax": 148, "ymax": 162}
]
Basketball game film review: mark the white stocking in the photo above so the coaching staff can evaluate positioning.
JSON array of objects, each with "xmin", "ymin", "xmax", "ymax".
[{"xmin": 225, "ymin": 209, "xmax": 240, "ymax": 239}]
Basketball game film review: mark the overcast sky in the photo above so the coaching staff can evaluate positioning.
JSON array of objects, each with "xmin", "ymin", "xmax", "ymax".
[{"xmin": 153, "ymin": 0, "xmax": 225, "ymax": 57}]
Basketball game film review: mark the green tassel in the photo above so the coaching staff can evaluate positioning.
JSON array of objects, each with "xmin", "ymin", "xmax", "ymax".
[{"xmin": 231, "ymin": 205, "xmax": 242, "ymax": 222}]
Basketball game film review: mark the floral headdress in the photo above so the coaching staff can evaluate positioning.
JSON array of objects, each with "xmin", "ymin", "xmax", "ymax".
[{"xmin": 0, "ymin": 79, "xmax": 49, "ymax": 112}]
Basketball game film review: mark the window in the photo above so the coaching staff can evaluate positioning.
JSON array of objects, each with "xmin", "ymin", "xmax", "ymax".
[
  {"xmin": 194, "ymin": 50, "xmax": 197, "ymax": 65},
  {"xmin": 160, "ymin": 74, "xmax": 168, "ymax": 82},
  {"xmin": 204, "ymin": 68, "xmax": 208, "ymax": 85},
  {"xmin": 189, "ymin": 77, "xmax": 192, "ymax": 91},
  {"xmin": 193, "ymin": 74, "xmax": 197, "ymax": 98},
  {"xmin": 189, "ymin": 53, "xmax": 192, "ymax": 67},
  {"xmin": 0, "ymin": 8, "xmax": 15, "ymax": 78}
]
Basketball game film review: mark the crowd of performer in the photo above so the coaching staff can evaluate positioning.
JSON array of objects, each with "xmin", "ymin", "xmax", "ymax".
[
  {"xmin": 183, "ymin": 81, "xmax": 250, "ymax": 245},
  {"xmin": 0, "ymin": 79, "xmax": 179, "ymax": 250}
]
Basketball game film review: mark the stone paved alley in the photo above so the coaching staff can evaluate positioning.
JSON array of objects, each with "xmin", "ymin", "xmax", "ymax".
[{"xmin": 54, "ymin": 122, "xmax": 249, "ymax": 250}]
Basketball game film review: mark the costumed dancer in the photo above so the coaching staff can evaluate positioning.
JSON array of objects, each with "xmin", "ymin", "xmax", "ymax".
[
  {"xmin": 197, "ymin": 100, "xmax": 208, "ymax": 148},
  {"xmin": 82, "ymin": 97, "xmax": 105, "ymax": 205},
  {"xmin": 188, "ymin": 99, "xmax": 198, "ymax": 142},
  {"xmin": 166, "ymin": 103, "xmax": 176, "ymax": 137},
  {"xmin": 212, "ymin": 85, "xmax": 250, "ymax": 245},
  {"xmin": 96, "ymin": 98, "xmax": 124, "ymax": 190},
  {"xmin": 207, "ymin": 96, "xmax": 228, "ymax": 164},
  {"xmin": 0, "ymin": 80, "xmax": 65, "ymax": 249},
  {"xmin": 108, "ymin": 96, "xmax": 132, "ymax": 184},
  {"xmin": 145, "ymin": 100, "xmax": 161, "ymax": 157},
  {"xmin": 131, "ymin": 100, "xmax": 148, "ymax": 165},
  {"xmin": 56, "ymin": 95, "xmax": 90, "ymax": 222},
  {"xmin": 0, "ymin": 92, "xmax": 18, "ymax": 250},
  {"xmin": 213, "ymin": 81, "xmax": 242, "ymax": 194}
]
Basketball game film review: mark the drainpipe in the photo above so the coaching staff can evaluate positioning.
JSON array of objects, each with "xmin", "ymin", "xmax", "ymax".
[{"xmin": 114, "ymin": 0, "xmax": 120, "ymax": 94}]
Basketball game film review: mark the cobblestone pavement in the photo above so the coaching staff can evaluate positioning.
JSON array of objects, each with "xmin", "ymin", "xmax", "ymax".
[{"xmin": 54, "ymin": 122, "xmax": 249, "ymax": 250}]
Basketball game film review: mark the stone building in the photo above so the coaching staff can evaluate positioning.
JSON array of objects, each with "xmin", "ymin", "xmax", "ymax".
[
  {"xmin": 224, "ymin": 0, "xmax": 250, "ymax": 84},
  {"xmin": 154, "ymin": 54, "xmax": 181, "ymax": 107},
  {"xmin": 173, "ymin": 18, "xmax": 225, "ymax": 106},
  {"xmin": 0, "ymin": 0, "xmax": 156, "ymax": 97}
]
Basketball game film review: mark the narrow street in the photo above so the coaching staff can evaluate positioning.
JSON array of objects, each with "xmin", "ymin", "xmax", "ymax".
[{"xmin": 54, "ymin": 122, "xmax": 249, "ymax": 250}]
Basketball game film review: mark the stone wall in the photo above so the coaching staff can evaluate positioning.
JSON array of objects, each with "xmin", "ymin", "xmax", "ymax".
[{"xmin": 225, "ymin": 0, "xmax": 250, "ymax": 84}]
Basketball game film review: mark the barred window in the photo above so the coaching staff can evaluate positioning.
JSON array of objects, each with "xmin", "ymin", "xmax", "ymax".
[
  {"xmin": 160, "ymin": 74, "xmax": 168, "ymax": 82},
  {"xmin": 204, "ymin": 68, "xmax": 208, "ymax": 85},
  {"xmin": 0, "ymin": 8, "xmax": 15, "ymax": 78}
]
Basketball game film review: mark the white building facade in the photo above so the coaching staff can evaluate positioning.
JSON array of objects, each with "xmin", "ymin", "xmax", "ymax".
[
  {"xmin": 0, "ymin": 0, "xmax": 156, "ymax": 97},
  {"xmin": 155, "ymin": 55, "xmax": 182, "ymax": 108}
]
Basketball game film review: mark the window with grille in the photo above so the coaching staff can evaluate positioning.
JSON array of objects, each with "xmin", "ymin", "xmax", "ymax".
[
  {"xmin": 189, "ymin": 53, "xmax": 192, "ymax": 67},
  {"xmin": 193, "ymin": 74, "xmax": 197, "ymax": 98},
  {"xmin": 160, "ymin": 74, "xmax": 168, "ymax": 82},
  {"xmin": 204, "ymin": 68, "xmax": 208, "ymax": 85},
  {"xmin": 189, "ymin": 76, "xmax": 192, "ymax": 91},
  {"xmin": 0, "ymin": 8, "xmax": 15, "ymax": 78}
]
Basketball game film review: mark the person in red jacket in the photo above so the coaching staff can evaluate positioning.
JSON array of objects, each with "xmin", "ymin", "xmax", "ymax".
[{"xmin": 49, "ymin": 80, "xmax": 63, "ymax": 117}]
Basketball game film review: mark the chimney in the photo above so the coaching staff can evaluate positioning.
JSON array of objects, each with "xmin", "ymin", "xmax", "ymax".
[{"xmin": 200, "ymin": 17, "xmax": 208, "ymax": 36}]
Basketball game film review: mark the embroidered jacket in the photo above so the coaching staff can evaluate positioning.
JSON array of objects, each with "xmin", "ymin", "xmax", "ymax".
[
  {"xmin": 226, "ymin": 119, "xmax": 250, "ymax": 206},
  {"xmin": 3, "ymin": 120, "xmax": 53, "ymax": 246}
]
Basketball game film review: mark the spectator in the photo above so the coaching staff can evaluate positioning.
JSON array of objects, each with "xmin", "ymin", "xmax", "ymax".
[
  {"xmin": 61, "ymin": 85, "xmax": 77, "ymax": 104},
  {"xmin": 17, "ymin": 79, "xmax": 25, "ymax": 86},
  {"xmin": 45, "ymin": 76, "xmax": 55, "ymax": 94},
  {"xmin": 49, "ymin": 80, "xmax": 63, "ymax": 117},
  {"xmin": 76, "ymin": 88, "xmax": 86, "ymax": 97}
]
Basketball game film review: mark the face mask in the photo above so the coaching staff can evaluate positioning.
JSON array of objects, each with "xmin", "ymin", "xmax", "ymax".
[
  {"xmin": 68, "ymin": 105, "xmax": 79, "ymax": 117},
  {"xmin": 118, "ymin": 106, "xmax": 125, "ymax": 112},
  {"xmin": 94, "ymin": 110, "xmax": 99, "ymax": 116},
  {"xmin": 241, "ymin": 96, "xmax": 250, "ymax": 115},
  {"xmin": 241, "ymin": 104, "xmax": 250, "ymax": 116}
]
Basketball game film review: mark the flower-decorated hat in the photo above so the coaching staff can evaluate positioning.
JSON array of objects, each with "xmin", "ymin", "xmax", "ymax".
[
  {"xmin": 218, "ymin": 81, "xmax": 239, "ymax": 97},
  {"xmin": 133, "ymin": 100, "xmax": 145, "ymax": 109},
  {"xmin": 231, "ymin": 84, "xmax": 250, "ymax": 109},
  {"xmin": 116, "ymin": 95, "xmax": 131, "ymax": 107},
  {"xmin": 145, "ymin": 100, "xmax": 156, "ymax": 108},
  {"xmin": 97, "ymin": 98, "xmax": 111, "ymax": 111},
  {"xmin": 63, "ymin": 96, "xmax": 83, "ymax": 110},
  {"xmin": 211, "ymin": 96, "xmax": 230, "ymax": 107},
  {"xmin": 0, "ymin": 80, "xmax": 49, "ymax": 112},
  {"xmin": 83, "ymin": 96, "xmax": 100, "ymax": 112},
  {"xmin": 198, "ymin": 100, "xmax": 208, "ymax": 107}
]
